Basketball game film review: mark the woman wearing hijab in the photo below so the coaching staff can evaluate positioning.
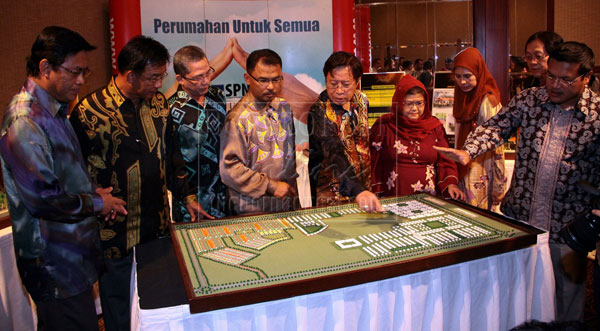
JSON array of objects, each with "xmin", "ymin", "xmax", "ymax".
[
  {"xmin": 452, "ymin": 47, "xmax": 506, "ymax": 211},
  {"xmin": 370, "ymin": 75, "xmax": 464, "ymax": 200}
]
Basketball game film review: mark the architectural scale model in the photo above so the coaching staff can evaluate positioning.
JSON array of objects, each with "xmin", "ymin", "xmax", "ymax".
[{"xmin": 170, "ymin": 194, "xmax": 541, "ymax": 312}]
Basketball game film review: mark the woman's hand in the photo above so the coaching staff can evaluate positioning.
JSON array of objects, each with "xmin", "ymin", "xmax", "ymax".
[{"xmin": 446, "ymin": 184, "xmax": 465, "ymax": 201}]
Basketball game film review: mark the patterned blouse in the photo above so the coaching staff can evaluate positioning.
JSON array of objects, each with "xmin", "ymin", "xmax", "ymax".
[
  {"xmin": 456, "ymin": 96, "xmax": 506, "ymax": 211},
  {"xmin": 308, "ymin": 90, "xmax": 371, "ymax": 206},
  {"xmin": 463, "ymin": 86, "xmax": 600, "ymax": 242}
]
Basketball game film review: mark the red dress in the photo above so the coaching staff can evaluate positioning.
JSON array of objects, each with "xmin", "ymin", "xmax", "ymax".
[
  {"xmin": 370, "ymin": 120, "xmax": 458, "ymax": 197},
  {"xmin": 370, "ymin": 74, "xmax": 459, "ymax": 198}
]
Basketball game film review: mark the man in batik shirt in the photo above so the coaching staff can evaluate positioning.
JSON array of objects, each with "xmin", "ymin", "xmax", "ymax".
[
  {"xmin": 169, "ymin": 45, "xmax": 228, "ymax": 219},
  {"xmin": 436, "ymin": 42, "xmax": 600, "ymax": 322},
  {"xmin": 0, "ymin": 26, "xmax": 126, "ymax": 330},
  {"xmin": 70, "ymin": 36, "xmax": 210, "ymax": 330},
  {"xmin": 220, "ymin": 49, "xmax": 298, "ymax": 214},
  {"xmin": 308, "ymin": 51, "xmax": 382, "ymax": 212}
]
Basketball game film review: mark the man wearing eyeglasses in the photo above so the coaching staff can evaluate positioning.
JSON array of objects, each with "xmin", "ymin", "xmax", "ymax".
[
  {"xmin": 220, "ymin": 49, "xmax": 298, "ymax": 214},
  {"xmin": 308, "ymin": 51, "xmax": 382, "ymax": 213},
  {"xmin": 435, "ymin": 41, "xmax": 600, "ymax": 322},
  {"xmin": 169, "ymin": 46, "xmax": 228, "ymax": 219},
  {"xmin": 0, "ymin": 26, "xmax": 129, "ymax": 330},
  {"xmin": 70, "ymin": 36, "xmax": 210, "ymax": 330}
]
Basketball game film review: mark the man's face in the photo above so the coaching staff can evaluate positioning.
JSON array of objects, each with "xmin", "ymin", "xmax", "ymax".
[
  {"xmin": 415, "ymin": 60, "xmax": 424, "ymax": 71},
  {"xmin": 244, "ymin": 60, "xmax": 283, "ymax": 104},
  {"xmin": 46, "ymin": 51, "xmax": 90, "ymax": 103},
  {"xmin": 545, "ymin": 59, "xmax": 590, "ymax": 109},
  {"xmin": 132, "ymin": 63, "xmax": 167, "ymax": 102},
  {"xmin": 325, "ymin": 66, "xmax": 357, "ymax": 107},
  {"xmin": 524, "ymin": 39, "xmax": 549, "ymax": 78},
  {"xmin": 176, "ymin": 58, "xmax": 212, "ymax": 101}
]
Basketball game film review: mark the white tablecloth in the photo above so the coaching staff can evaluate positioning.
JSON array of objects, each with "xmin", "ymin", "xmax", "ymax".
[
  {"xmin": 0, "ymin": 227, "xmax": 36, "ymax": 331},
  {"xmin": 131, "ymin": 233, "xmax": 555, "ymax": 331}
]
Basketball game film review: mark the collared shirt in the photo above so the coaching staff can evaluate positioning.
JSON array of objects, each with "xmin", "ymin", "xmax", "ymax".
[
  {"xmin": 0, "ymin": 78, "xmax": 103, "ymax": 300},
  {"xmin": 220, "ymin": 94, "xmax": 297, "ymax": 214},
  {"xmin": 308, "ymin": 90, "xmax": 371, "ymax": 206},
  {"xmin": 168, "ymin": 85, "xmax": 228, "ymax": 219},
  {"xmin": 463, "ymin": 86, "xmax": 600, "ymax": 243},
  {"xmin": 70, "ymin": 77, "xmax": 192, "ymax": 259}
]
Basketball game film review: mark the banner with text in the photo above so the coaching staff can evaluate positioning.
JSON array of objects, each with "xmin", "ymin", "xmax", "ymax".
[{"xmin": 141, "ymin": 0, "xmax": 332, "ymax": 103}]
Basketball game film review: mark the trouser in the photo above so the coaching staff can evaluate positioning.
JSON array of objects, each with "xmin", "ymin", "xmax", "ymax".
[
  {"xmin": 549, "ymin": 243, "xmax": 587, "ymax": 321},
  {"xmin": 99, "ymin": 252, "xmax": 133, "ymax": 331},
  {"xmin": 36, "ymin": 286, "xmax": 99, "ymax": 331}
]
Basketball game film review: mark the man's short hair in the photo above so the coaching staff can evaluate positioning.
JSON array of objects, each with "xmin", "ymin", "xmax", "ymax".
[
  {"xmin": 322, "ymin": 51, "xmax": 363, "ymax": 81},
  {"xmin": 117, "ymin": 35, "xmax": 170, "ymax": 75},
  {"xmin": 525, "ymin": 31, "xmax": 563, "ymax": 54},
  {"xmin": 423, "ymin": 60, "xmax": 434, "ymax": 70},
  {"xmin": 173, "ymin": 46, "xmax": 207, "ymax": 75},
  {"xmin": 26, "ymin": 26, "xmax": 96, "ymax": 77},
  {"xmin": 246, "ymin": 49, "xmax": 282, "ymax": 74},
  {"xmin": 549, "ymin": 41, "xmax": 595, "ymax": 75}
]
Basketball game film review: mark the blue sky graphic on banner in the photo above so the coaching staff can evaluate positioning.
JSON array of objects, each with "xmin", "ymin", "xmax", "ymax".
[{"xmin": 140, "ymin": 0, "xmax": 332, "ymax": 100}]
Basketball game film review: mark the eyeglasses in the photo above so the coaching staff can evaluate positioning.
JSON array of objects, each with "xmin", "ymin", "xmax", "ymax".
[
  {"xmin": 247, "ymin": 72, "xmax": 283, "ymax": 86},
  {"xmin": 326, "ymin": 80, "xmax": 355, "ymax": 92},
  {"xmin": 139, "ymin": 71, "xmax": 168, "ymax": 83},
  {"xmin": 59, "ymin": 65, "xmax": 91, "ymax": 78},
  {"xmin": 182, "ymin": 67, "xmax": 215, "ymax": 83},
  {"xmin": 403, "ymin": 101, "xmax": 425, "ymax": 108},
  {"xmin": 524, "ymin": 53, "xmax": 548, "ymax": 63},
  {"xmin": 545, "ymin": 73, "xmax": 585, "ymax": 87}
]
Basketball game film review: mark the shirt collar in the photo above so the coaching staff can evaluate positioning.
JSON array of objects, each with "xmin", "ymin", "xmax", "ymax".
[
  {"xmin": 174, "ymin": 84, "xmax": 193, "ymax": 105},
  {"xmin": 25, "ymin": 78, "xmax": 68, "ymax": 118},
  {"xmin": 322, "ymin": 89, "xmax": 359, "ymax": 113},
  {"xmin": 107, "ymin": 76, "xmax": 130, "ymax": 108},
  {"xmin": 244, "ymin": 94, "xmax": 279, "ymax": 113},
  {"xmin": 174, "ymin": 84, "xmax": 210, "ymax": 108}
]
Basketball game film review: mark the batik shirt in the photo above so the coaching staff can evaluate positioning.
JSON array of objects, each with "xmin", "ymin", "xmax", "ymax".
[
  {"xmin": 220, "ymin": 95, "xmax": 297, "ymax": 214},
  {"xmin": 70, "ymin": 77, "xmax": 192, "ymax": 259},
  {"xmin": 463, "ymin": 86, "xmax": 600, "ymax": 243},
  {"xmin": 0, "ymin": 79, "xmax": 103, "ymax": 300},
  {"xmin": 168, "ymin": 85, "xmax": 228, "ymax": 219},
  {"xmin": 308, "ymin": 90, "xmax": 371, "ymax": 206}
]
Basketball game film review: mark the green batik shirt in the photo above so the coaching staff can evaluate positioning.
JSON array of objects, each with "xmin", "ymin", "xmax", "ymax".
[{"xmin": 70, "ymin": 77, "xmax": 192, "ymax": 259}]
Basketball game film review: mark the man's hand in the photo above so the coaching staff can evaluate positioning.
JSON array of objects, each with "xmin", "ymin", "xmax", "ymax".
[
  {"xmin": 185, "ymin": 201, "xmax": 215, "ymax": 222},
  {"xmin": 272, "ymin": 181, "xmax": 297, "ymax": 199},
  {"xmin": 432, "ymin": 146, "xmax": 471, "ymax": 166},
  {"xmin": 446, "ymin": 184, "xmax": 465, "ymax": 201},
  {"xmin": 97, "ymin": 187, "xmax": 127, "ymax": 221},
  {"xmin": 356, "ymin": 190, "xmax": 383, "ymax": 213},
  {"xmin": 231, "ymin": 37, "xmax": 249, "ymax": 70},
  {"xmin": 592, "ymin": 210, "xmax": 600, "ymax": 218}
]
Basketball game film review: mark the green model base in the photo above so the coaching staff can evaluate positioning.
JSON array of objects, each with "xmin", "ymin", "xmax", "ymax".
[{"xmin": 172, "ymin": 194, "xmax": 529, "ymax": 297}]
